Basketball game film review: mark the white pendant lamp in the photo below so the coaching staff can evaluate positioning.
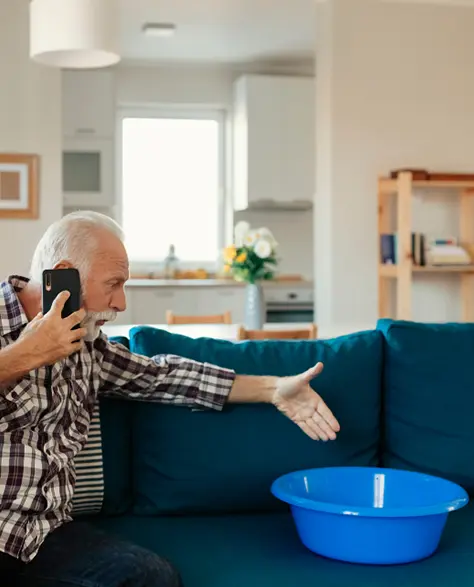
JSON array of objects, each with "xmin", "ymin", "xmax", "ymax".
[{"xmin": 29, "ymin": 0, "xmax": 120, "ymax": 69}]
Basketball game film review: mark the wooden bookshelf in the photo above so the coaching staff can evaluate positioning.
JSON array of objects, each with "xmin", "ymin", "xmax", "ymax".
[{"xmin": 378, "ymin": 172, "xmax": 474, "ymax": 320}]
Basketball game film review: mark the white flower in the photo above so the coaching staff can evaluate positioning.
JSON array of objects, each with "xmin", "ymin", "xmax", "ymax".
[
  {"xmin": 254, "ymin": 239, "xmax": 273, "ymax": 259},
  {"xmin": 254, "ymin": 227, "xmax": 277, "ymax": 249},
  {"xmin": 234, "ymin": 221, "xmax": 250, "ymax": 246},
  {"xmin": 243, "ymin": 230, "xmax": 258, "ymax": 246}
]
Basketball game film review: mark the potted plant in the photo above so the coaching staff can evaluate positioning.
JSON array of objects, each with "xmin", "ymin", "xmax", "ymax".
[{"xmin": 223, "ymin": 221, "xmax": 278, "ymax": 329}]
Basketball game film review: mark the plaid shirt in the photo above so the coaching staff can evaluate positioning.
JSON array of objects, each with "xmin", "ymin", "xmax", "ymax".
[{"xmin": 0, "ymin": 276, "xmax": 235, "ymax": 563}]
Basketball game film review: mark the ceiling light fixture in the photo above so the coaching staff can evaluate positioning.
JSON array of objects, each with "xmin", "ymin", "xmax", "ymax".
[
  {"xmin": 29, "ymin": 0, "xmax": 121, "ymax": 69},
  {"xmin": 142, "ymin": 23, "xmax": 177, "ymax": 38}
]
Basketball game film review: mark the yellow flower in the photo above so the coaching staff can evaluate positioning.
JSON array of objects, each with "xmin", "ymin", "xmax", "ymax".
[
  {"xmin": 223, "ymin": 264, "xmax": 231, "ymax": 273},
  {"xmin": 236, "ymin": 252, "xmax": 247, "ymax": 263},
  {"xmin": 223, "ymin": 246, "xmax": 236, "ymax": 263}
]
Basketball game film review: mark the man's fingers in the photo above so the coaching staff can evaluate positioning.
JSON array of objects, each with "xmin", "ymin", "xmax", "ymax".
[
  {"xmin": 306, "ymin": 418, "xmax": 329, "ymax": 442},
  {"xmin": 50, "ymin": 291, "xmax": 70, "ymax": 314},
  {"xmin": 69, "ymin": 327, "xmax": 87, "ymax": 342},
  {"xmin": 66, "ymin": 309, "xmax": 86, "ymax": 328},
  {"xmin": 30, "ymin": 312, "xmax": 43, "ymax": 323},
  {"xmin": 312, "ymin": 411, "xmax": 337, "ymax": 440},
  {"xmin": 70, "ymin": 341, "xmax": 84, "ymax": 354},
  {"xmin": 317, "ymin": 401, "xmax": 340, "ymax": 433},
  {"xmin": 299, "ymin": 421, "xmax": 320, "ymax": 441},
  {"xmin": 301, "ymin": 362, "xmax": 324, "ymax": 383}
]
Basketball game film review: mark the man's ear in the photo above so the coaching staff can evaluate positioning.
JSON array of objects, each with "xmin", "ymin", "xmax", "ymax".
[{"xmin": 53, "ymin": 261, "xmax": 73, "ymax": 270}]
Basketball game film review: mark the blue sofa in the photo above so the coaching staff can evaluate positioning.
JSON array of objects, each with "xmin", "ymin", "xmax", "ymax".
[{"xmin": 81, "ymin": 320, "xmax": 474, "ymax": 586}]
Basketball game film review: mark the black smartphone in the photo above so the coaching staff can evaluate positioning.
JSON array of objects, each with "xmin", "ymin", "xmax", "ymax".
[{"xmin": 42, "ymin": 268, "xmax": 82, "ymax": 323}]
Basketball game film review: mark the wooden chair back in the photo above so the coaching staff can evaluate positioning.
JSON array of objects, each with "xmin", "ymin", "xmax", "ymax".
[
  {"xmin": 166, "ymin": 310, "xmax": 232, "ymax": 325},
  {"xmin": 237, "ymin": 324, "xmax": 318, "ymax": 341}
]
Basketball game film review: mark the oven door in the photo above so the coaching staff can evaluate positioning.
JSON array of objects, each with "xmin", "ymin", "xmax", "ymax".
[{"xmin": 266, "ymin": 303, "xmax": 314, "ymax": 324}]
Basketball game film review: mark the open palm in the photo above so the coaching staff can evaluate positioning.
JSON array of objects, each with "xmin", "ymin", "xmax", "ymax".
[{"xmin": 273, "ymin": 362, "xmax": 340, "ymax": 441}]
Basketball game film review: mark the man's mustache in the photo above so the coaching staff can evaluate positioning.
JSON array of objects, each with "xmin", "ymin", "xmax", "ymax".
[{"xmin": 82, "ymin": 311, "xmax": 117, "ymax": 324}]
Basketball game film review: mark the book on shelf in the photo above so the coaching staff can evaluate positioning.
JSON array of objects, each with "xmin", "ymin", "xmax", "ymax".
[
  {"xmin": 427, "ymin": 244, "xmax": 471, "ymax": 266},
  {"xmin": 380, "ymin": 234, "xmax": 396, "ymax": 264},
  {"xmin": 412, "ymin": 233, "xmax": 426, "ymax": 266},
  {"xmin": 380, "ymin": 232, "xmax": 426, "ymax": 265},
  {"xmin": 380, "ymin": 233, "xmax": 472, "ymax": 267}
]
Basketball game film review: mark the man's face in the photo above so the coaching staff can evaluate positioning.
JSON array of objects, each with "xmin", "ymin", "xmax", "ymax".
[{"xmin": 79, "ymin": 231, "xmax": 129, "ymax": 341}]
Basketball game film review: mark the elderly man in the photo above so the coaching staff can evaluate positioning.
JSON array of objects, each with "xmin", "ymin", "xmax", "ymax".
[{"xmin": 0, "ymin": 211, "xmax": 339, "ymax": 587}]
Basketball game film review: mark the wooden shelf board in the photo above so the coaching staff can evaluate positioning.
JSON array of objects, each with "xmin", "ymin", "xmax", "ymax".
[
  {"xmin": 379, "ymin": 264, "xmax": 397, "ymax": 277},
  {"xmin": 378, "ymin": 177, "xmax": 474, "ymax": 194},
  {"xmin": 379, "ymin": 264, "xmax": 474, "ymax": 277},
  {"xmin": 414, "ymin": 265, "xmax": 474, "ymax": 273}
]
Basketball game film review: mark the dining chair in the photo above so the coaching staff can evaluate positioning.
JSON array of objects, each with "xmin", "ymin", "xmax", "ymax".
[
  {"xmin": 166, "ymin": 310, "xmax": 233, "ymax": 325},
  {"xmin": 237, "ymin": 324, "xmax": 318, "ymax": 340}
]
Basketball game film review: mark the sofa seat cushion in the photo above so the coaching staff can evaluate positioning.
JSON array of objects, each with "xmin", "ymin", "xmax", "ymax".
[
  {"xmin": 91, "ymin": 504, "xmax": 474, "ymax": 587},
  {"xmin": 377, "ymin": 319, "xmax": 474, "ymax": 494},
  {"xmin": 129, "ymin": 327, "xmax": 383, "ymax": 514}
]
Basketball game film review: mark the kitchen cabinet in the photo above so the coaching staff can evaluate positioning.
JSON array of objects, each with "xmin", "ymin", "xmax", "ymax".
[
  {"xmin": 116, "ymin": 283, "xmax": 314, "ymax": 327},
  {"xmin": 62, "ymin": 138, "xmax": 114, "ymax": 208},
  {"xmin": 233, "ymin": 74, "xmax": 314, "ymax": 211},
  {"xmin": 62, "ymin": 70, "xmax": 115, "ymax": 138},
  {"xmin": 196, "ymin": 287, "xmax": 246, "ymax": 323},
  {"xmin": 122, "ymin": 286, "xmax": 246, "ymax": 325},
  {"xmin": 129, "ymin": 288, "xmax": 199, "ymax": 325},
  {"xmin": 61, "ymin": 70, "xmax": 116, "ymax": 208}
]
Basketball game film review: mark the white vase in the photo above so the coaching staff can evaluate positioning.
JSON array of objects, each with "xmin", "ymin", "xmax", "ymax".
[{"xmin": 244, "ymin": 283, "xmax": 265, "ymax": 329}]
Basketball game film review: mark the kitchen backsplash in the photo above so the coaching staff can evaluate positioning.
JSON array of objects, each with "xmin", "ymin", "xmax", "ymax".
[{"xmin": 234, "ymin": 209, "xmax": 313, "ymax": 280}]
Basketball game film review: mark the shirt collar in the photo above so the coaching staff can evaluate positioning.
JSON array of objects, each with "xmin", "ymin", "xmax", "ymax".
[{"xmin": 0, "ymin": 276, "xmax": 30, "ymax": 336}]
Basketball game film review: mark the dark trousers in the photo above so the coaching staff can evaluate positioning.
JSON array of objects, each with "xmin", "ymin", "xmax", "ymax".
[{"xmin": 0, "ymin": 521, "xmax": 183, "ymax": 587}]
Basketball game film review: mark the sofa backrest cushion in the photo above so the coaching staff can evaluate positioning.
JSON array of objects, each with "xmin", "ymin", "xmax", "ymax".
[
  {"xmin": 128, "ymin": 326, "xmax": 383, "ymax": 514},
  {"xmin": 378, "ymin": 319, "xmax": 474, "ymax": 494}
]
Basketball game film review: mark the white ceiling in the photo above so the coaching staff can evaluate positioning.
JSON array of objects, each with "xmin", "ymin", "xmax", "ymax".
[{"xmin": 119, "ymin": 0, "xmax": 316, "ymax": 65}]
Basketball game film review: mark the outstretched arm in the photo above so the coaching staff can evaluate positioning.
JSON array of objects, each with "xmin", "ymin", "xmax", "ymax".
[
  {"xmin": 229, "ymin": 363, "xmax": 339, "ymax": 441},
  {"xmin": 97, "ymin": 334, "xmax": 339, "ymax": 441}
]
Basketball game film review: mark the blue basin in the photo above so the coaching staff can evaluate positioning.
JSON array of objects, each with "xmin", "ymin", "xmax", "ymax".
[{"xmin": 271, "ymin": 466, "xmax": 469, "ymax": 565}]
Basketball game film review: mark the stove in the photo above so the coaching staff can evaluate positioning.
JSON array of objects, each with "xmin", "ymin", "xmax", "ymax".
[{"xmin": 264, "ymin": 285, "xmax": 314, "ymax": 323}]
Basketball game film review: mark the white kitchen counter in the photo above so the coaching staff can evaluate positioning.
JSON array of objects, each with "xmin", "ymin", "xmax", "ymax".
[
  {"xmin": 126, "ymin": 279, "xmax": 313, "ymax": 288},
  {"xmin": 102, "ymin": 322, "xmax": 374, "ymax": 342},
  {"xmin": 117, "ymin": 281, "xmax": 315, "ymax": 328}
]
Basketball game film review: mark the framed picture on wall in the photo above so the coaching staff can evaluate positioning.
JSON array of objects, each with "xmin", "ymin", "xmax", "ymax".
[{"xmin": 0, "ymin": 153, "xmax": 39, "ymax": 219}]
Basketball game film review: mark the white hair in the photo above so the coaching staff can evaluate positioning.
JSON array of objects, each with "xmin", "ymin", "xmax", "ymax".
[{"xmin": 29, "ymin": 211, "xmax": 125, "ymax": 284}]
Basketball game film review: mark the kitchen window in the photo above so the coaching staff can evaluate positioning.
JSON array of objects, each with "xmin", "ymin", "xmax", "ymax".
[{"xmin": 119, "ymin": 107, "xmax": 226, "ymax": 270}]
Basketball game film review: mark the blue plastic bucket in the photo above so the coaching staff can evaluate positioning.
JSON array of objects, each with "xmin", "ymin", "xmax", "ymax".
[{"xmin": 271, "ymin": 467, "xmax": 469, "ymax": 565}]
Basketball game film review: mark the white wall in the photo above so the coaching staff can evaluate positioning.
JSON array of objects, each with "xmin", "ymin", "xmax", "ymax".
[
  {"xmin": 116, "ymin": 64, "xmax": 314, "ymax": 279},
  {"xmin": 117, "ymin": 64, "xmax": 234, "ymax": 107},
  {"xmin": 0, "ymin": 0, "xmax": 62, "ymax": 277},
  {"xmin": 116, "ymin": 61, "xmax": 314, "ymax": 106},
  {"xmin": 234, "ymin": 209, "xmax": 313, "ymax": 279},
  {"xmin": 315, "ymin": 0, "xmax": 474, "ymax": 324}
]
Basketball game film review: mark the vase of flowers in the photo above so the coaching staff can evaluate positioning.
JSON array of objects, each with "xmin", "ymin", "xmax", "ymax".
[{"xmin": 223, "ymin": 222, "xmax": 278, "ymax": 329}]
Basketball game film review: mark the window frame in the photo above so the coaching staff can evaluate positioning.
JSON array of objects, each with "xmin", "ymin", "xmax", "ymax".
[{"xmin": 116, "ymin": 104, "xmax": 228, "ymax": 273}]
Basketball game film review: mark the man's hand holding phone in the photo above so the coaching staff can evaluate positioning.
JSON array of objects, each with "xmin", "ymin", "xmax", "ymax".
[{"xmin": 21, "ymin": 291, "xmax": 87, "ymax": 366}]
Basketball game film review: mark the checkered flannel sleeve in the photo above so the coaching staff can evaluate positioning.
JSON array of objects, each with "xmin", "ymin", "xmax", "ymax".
[{"xmin": 95, "ymin": 334, "xmax": 236, "ymax": 410}]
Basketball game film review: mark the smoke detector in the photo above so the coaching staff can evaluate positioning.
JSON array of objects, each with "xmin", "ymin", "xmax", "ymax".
[{"xmin": 142, "ymin": 23, "xmax": 176, "ymax": 38}]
